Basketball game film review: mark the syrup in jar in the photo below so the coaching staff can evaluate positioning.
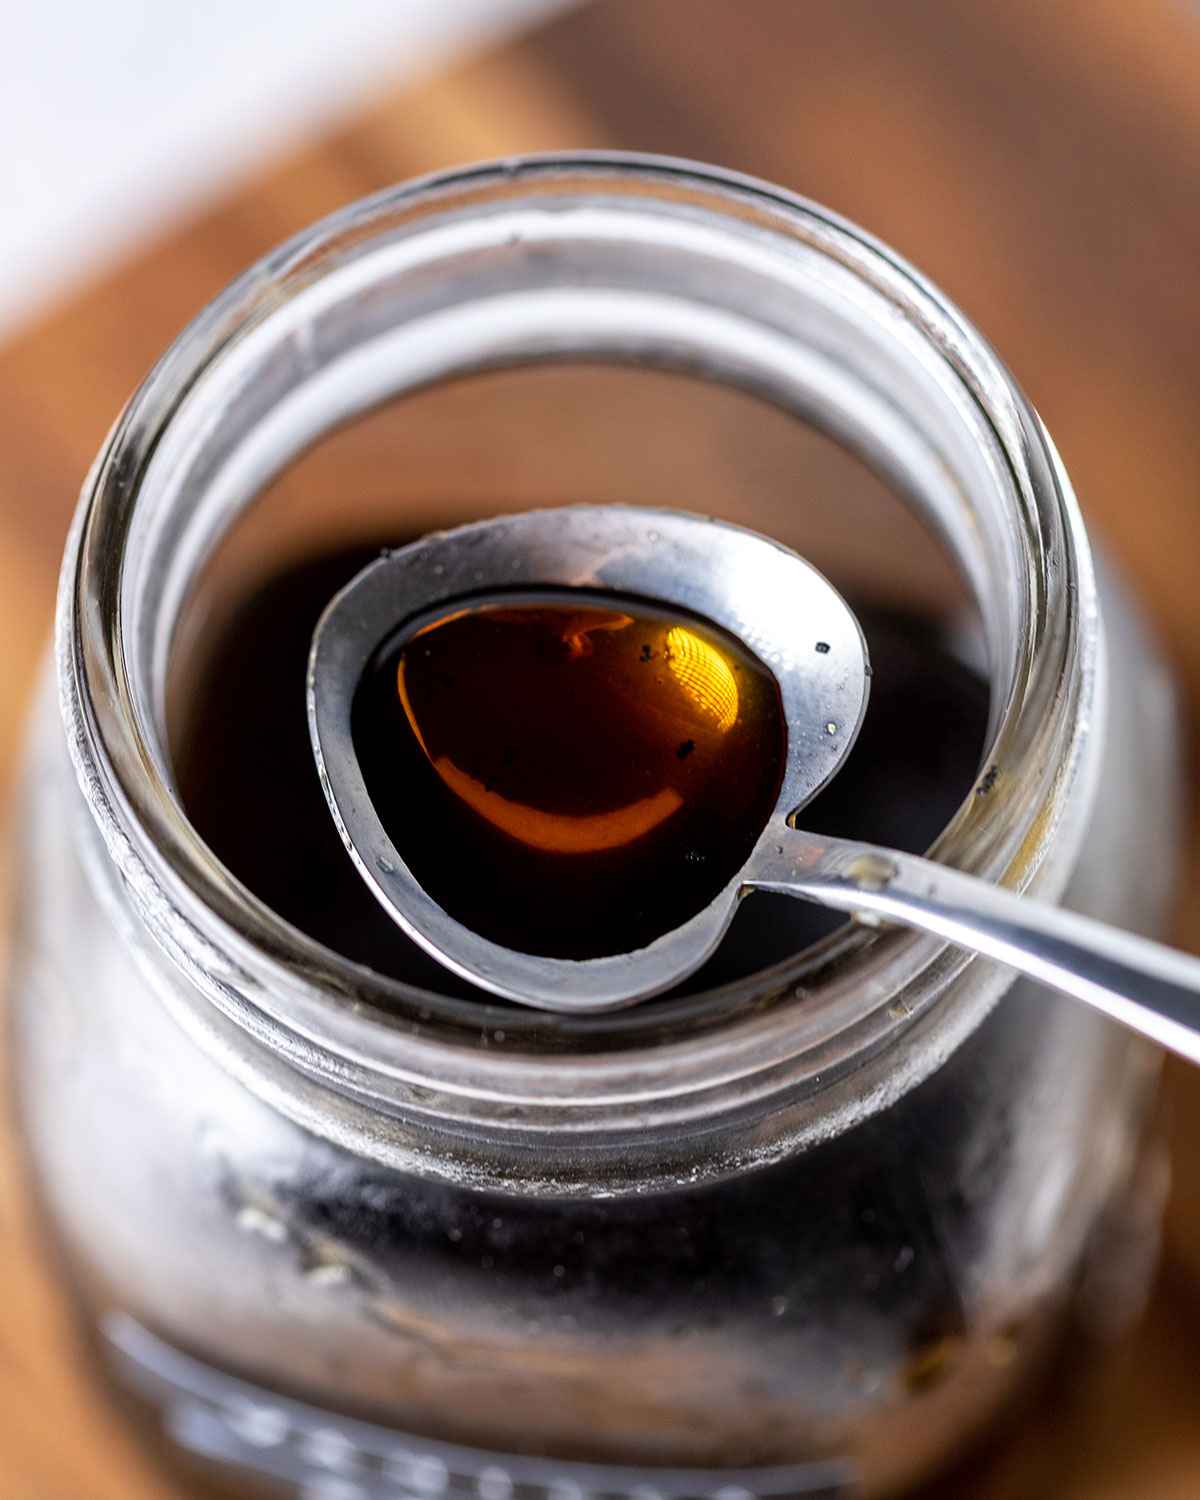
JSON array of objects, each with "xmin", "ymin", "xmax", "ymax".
[
  {"xmin": 351, "ymin": 592, "xmax": 788, "ymax": 959},
  {"xmin": 177, "ymin": 544, "xmax": 989, "ymax": 996}
]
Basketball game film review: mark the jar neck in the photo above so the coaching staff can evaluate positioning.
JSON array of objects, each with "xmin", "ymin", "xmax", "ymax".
[{"xmin": 58, "ymin": 154, "xmax": 1101, "ymax": 1191}]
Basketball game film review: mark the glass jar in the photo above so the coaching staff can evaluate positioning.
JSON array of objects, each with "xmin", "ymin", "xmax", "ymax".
[{"xmin": 8, "ymin": 155, "xmax": 1183, "ymax": 1498}]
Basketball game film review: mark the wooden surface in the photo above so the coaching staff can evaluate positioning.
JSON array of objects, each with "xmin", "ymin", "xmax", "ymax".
[{"xmin": 2, "ymin": 1, "xmax": 1200, "ymax": 1493}]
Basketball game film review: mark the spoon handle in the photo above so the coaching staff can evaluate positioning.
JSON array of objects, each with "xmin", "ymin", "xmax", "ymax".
[{"xmin": 755, "ymin": 834, "xmax": 1200, "ymax": 1064}]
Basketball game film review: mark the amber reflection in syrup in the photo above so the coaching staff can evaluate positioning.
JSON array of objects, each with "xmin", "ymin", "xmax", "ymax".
[{"xmin": 351, "ymin": 591, "xmax": 788, "ymax": 959}]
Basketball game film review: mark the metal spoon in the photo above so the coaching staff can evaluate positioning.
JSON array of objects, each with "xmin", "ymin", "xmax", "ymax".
[{"xmin": 308, "ymin": 505, "xmax": 1200, "ymax": 1064}]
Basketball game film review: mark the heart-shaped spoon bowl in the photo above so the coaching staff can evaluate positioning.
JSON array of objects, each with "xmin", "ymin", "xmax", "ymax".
[{"xmin": 308, "ymin": 505, "xmax": 869, "ymax": 1012}]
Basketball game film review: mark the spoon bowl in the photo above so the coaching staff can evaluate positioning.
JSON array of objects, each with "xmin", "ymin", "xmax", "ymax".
[{"xmin": 308, "ymin": 505, "xmax": 870, "ymax": 1010}]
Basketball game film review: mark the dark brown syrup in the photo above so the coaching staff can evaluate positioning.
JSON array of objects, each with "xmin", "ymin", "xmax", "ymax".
[{"xmin": 351, "ymin": 593, "xmax": 788, "ymax": 959}]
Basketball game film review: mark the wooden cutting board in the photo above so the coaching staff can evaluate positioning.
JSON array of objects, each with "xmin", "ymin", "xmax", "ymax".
[{"xmin": 2, "ymin": 2, "xmax": 1199, "ymax": 1494}]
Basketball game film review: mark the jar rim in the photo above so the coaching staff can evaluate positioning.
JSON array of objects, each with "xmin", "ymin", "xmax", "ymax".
[{"xmin": 57, "ymin": 152, "xmax": 1103, "ymax": 1185}]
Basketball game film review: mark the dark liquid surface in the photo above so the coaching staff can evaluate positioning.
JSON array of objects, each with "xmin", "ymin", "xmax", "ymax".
[
  {"xmin": 353, "ymin": 594, "xmax": 787, "ymax": 958},
  {"xmin": 177, "ymin": 544, "xmax": 990, "ymax": 998}
]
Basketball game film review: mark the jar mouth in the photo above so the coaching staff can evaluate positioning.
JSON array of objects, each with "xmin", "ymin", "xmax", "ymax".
[{"xmin": 58, "ymin": 153, "xmax": 1101, "ymax": 1173}]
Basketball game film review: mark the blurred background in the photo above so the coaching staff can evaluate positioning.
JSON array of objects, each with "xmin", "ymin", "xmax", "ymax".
[{"xmin": 2, "ymin": 1, "xmax": 1200, "ymax": 1494}]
